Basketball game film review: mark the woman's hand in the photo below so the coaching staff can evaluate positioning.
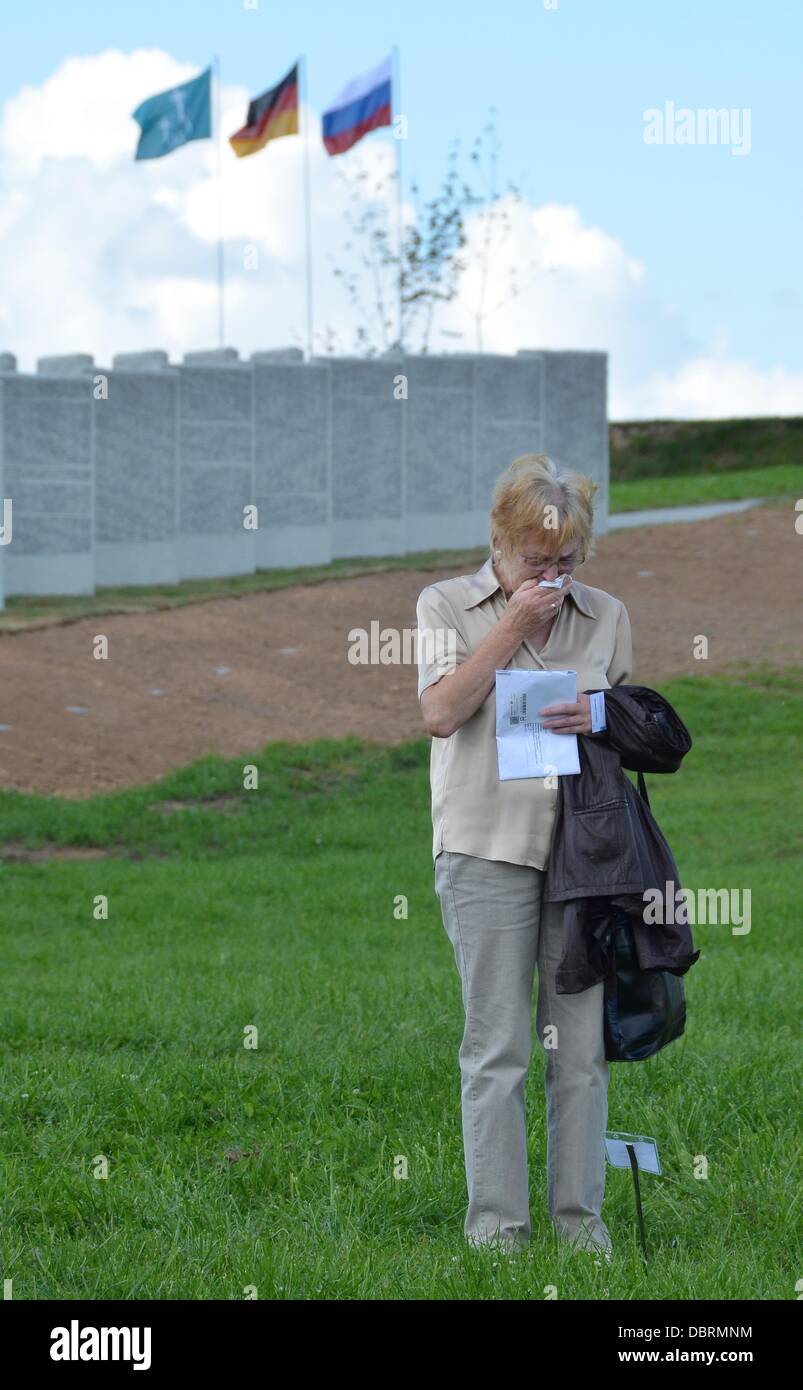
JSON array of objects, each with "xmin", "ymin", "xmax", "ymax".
[
  {"xmin": 540, "ymin": 692, "xmax": 593, "ymax": 735},
  {"xmin": 502, "ymin": 575, "xmax": 572, "ymax": 640}
]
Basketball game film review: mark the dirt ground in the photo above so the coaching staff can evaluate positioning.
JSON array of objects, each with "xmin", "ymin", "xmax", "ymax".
[{"xmin": 1, "ymin": 503, "xmax": 799, "ymax": 797}]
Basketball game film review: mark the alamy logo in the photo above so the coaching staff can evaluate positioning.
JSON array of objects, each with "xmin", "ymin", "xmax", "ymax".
[
  {"xmin": 347, "ymin": 622, "xmax": 457, "ymax": 666},
  {"xmin": 643, "ymin": 881, "xmax": 751, "ymax": 935},
  {"xmin": 643, "ymin": 101, "xmax": 751, "ymax": 155},
  {"xmin": 50, "ymin": 1320, "xmax": 151, "ymax": 1370}
]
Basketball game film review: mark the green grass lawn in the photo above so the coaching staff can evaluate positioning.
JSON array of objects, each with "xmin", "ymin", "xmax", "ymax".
[
  {"xmin": 609, "ymin": 464, "xmax": 800, "ymax": 513},
  {"xmin": 1, "ymin": 668, "xmax": 800, "ymax": 1300},
  {"xmin": 610, "ymin": 415, "xmax": 801, "ymax": 512}
]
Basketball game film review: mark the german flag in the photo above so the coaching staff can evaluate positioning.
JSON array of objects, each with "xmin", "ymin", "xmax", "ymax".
[{"xmin": 229, "ymin": 62, "xmax": 298, "ymax": 157}]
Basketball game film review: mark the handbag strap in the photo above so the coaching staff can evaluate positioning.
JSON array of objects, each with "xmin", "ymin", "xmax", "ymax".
[{"xmin": 637, "ymin": 769, "xmax": 651, "ymax": 809}]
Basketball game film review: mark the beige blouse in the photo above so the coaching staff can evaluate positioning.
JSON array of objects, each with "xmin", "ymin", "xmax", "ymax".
[{"xmin": 416, "ymin": 554, "xmax": 633, "ymax": 870}]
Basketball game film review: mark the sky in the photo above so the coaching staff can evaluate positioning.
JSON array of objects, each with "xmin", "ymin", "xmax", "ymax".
[{"xmin": 0, "ymin": 0, "xmax": 801, "ymax": 419}]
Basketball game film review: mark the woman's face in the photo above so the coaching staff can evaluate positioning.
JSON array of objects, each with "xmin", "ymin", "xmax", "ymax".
[{"xmin": 495, "ymin": 531, "xmax": 584, "ymax": 595}]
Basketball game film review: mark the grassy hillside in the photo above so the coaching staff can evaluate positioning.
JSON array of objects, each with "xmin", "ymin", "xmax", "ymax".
[{"xmin": 610, "ymin": 416, "xmax": 803, "ymax": 481}]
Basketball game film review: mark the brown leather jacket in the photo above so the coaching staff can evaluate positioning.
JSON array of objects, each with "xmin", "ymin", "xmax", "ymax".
[{"xmin": 543, "ymin": 685, "xmax": 701, "ymax": 994}]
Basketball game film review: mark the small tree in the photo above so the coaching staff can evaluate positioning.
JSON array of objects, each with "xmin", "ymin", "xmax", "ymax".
[{"xmin": 324, "ymin": 112, "xmax": 534, "ymax": 355}]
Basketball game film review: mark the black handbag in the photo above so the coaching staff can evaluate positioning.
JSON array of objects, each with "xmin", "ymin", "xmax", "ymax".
[{"xmin": 601, "ymin": 772, "xmax": 689, "ymax": 1062}]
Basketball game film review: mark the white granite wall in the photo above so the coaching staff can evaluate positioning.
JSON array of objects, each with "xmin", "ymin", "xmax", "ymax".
[
  {"xmin": 0, "ymin": 357, "xmax": 94, "ymax": 597},
  {"xmin": 326, "ymin": 357, "xmax": 406, "ymax": 559},
  {"xmin": 253, "ymin": 354, "xmax": 331, "ymax": 568},
  {"xmin": 0, "ymin": 348, "xmax": 608, "ymax": 597},
  {"xmin": 177, "ymin": 353, "xmax": 256, "ymax": 581},
  {"xmin": 0, "ymin": 355, "xmax": 9, "ymax": 609},
  {"xmin": 96, "ymin": 355, "xmax": 180, "ymax": 587}
]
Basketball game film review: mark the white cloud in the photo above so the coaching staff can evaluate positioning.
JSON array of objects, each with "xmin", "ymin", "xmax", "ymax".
[
  {"xmin": 430, "ymin": 198, "xmax": 669, "ymax": 357},
  {"xmin": 0, "ymin": 49, "xmax": 198, "ymax": 175},
  {"xmin": 0, "ymin": 47, "xmax": 798, "ymax": 420},
  {"xmin": 621, "ymin": 354, "xmax": 803, "ymax": 419}
]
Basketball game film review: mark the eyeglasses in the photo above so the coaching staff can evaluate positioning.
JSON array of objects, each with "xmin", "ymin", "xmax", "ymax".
[{"xmin": 518, "ymin": 551, "xmax": 582, "ymax": 574}]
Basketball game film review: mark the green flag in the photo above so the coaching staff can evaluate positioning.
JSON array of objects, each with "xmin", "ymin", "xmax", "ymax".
[{"xmin": 133, "ymin": 67, "xmax": 211, "ymax": 160}]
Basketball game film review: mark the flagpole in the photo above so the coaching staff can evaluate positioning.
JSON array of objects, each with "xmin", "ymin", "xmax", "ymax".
[
  {"xmin": 392, "ymin": 44, "xmax": 403, "ymax": 353},
  {"xmin": 212, "ymin": 54, "xmax": 225, "ymax": 347},
  {"xmin": 300, "ymin": 55, "xmax": 314, "ymax": 359}
]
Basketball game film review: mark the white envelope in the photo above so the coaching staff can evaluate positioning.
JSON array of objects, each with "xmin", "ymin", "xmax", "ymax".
[{"xmin": 495, "ymin": 668, "xmax": 581, "ymax": 780}]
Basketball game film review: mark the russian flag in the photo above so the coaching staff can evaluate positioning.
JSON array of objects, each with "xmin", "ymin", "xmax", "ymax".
[{"xmin": 322, "ymin": 54, "xmax": 393, "ymax": 156}]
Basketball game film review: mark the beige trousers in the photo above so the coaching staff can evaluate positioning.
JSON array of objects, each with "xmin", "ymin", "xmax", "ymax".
[{"xmin": 435, "ymin": 849, "xmax": 612, "ymax": 1255}]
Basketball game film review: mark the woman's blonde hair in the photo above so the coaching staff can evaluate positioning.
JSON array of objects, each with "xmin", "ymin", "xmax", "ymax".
[{"xmin": 490, "ymin": 453, "xmax": 598, "ymax": 562}]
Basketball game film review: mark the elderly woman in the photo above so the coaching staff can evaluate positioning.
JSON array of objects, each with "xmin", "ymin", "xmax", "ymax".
[{"xmin": 416, "ymin": 453, "xmax": 632, "ymax": 1260}]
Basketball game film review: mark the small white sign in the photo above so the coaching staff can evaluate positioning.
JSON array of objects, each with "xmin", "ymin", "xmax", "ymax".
[{"xmin": 605, "ymin": 1130, "xmax": 662, "ymax": 1175}]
